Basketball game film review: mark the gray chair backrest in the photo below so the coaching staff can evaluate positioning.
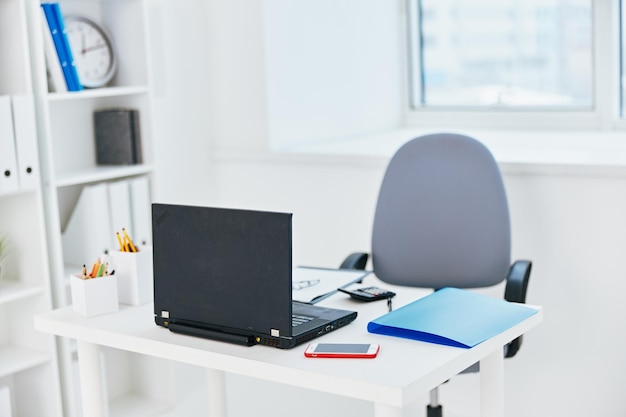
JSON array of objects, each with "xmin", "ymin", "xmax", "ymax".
[{"xmin": 372, "ymin": 133, "xmax": 511, "ymax": 289}]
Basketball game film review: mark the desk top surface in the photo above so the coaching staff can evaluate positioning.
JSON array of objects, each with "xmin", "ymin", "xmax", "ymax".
[{"xmin": 34, "ymin": 271, "xmax": 542, "ymax": 407}]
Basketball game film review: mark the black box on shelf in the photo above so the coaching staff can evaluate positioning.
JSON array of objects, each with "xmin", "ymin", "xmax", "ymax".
[{"xmin": 94, "ymin": 109, "xmax": 142, "ymax": 165}]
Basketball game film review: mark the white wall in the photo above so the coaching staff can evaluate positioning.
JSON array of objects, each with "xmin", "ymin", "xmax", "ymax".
[
  {"xmin": 151, "ymin": 1, "xmax": 626, "ymax": 416},
  {"xmin": 263, "ymin": 0, "xmax": 403, "ymax": 149},
  {"xmin": 149, "ymin": 0, "xmax": 214, "ymax": 205}
]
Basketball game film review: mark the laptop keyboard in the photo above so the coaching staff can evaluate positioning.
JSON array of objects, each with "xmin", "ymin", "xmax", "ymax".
[{"xmin": 292, "ymin": 314, "xmax": 314, "ymax": 327}]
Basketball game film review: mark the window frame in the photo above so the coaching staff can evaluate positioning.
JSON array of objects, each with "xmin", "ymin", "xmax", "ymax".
[{"xmin": 403, "ymin": 0, "xmax": 626, "ymax": 131}]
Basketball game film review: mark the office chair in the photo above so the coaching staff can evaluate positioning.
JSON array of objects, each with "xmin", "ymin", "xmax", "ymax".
[{"xmin": 340, "ymin": 133, "xmax": 531, "ymax": 417}]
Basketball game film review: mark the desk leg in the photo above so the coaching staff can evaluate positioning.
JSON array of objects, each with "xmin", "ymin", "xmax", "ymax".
[
  {"xmin": 76, "ymin": 341, "xmax": 107, "ymax": 417},
  {"xmin": 206, "ymin": 369, "xmax": 226, "ymax": 417},
  {"xmin": 374, "ymin": 403, "xmax": 403, "ymax": 417},
  {"xmin": 480, "ymin": 348, "xmax": 504, "ymax": 417}
]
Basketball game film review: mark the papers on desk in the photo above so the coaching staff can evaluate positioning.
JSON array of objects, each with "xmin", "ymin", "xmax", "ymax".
[
  {"xmin": 292, "ymin": 267, "xmax": 370, "ymax": 304},
  {"xmin": 367, "ymin": 287, "xmax": 538, "ymax": 348}
]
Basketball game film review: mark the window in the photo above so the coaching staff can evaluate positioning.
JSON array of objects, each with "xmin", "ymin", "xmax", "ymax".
[
  {"xmin": 622, "ymin": 0, "xmax": 626, "ymax": 116},
  {"xmin": 406, "ymin": 0, "xmax": 626, "ymax": 130},
  {"xmin": 409, "ymin": 0, "xmax": 593, "ymax": 109}
]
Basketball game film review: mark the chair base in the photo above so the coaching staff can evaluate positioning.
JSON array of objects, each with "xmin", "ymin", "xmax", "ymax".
[{"xmin": 427, "ymin": 404, "xmax": 443, "ymax": 417}]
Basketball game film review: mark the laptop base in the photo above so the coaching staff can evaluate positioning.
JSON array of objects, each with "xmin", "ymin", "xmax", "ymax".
[{"xmin": 169, "ymin": 321, "xmax": 256, "ymax": 346}]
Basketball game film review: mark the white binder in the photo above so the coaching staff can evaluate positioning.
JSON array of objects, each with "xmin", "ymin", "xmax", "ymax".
[
  {"xmin": 62, "ymin": 183, "xmax": 112, "ymax": 266},
  {"xmin": 11, "ymin": 95, "xmax": 41, "ymax": 191},
  {"xmin": 129, "ymin": 176, "xmax": 152, "ymax": 246},
  {"xmin": 0, "ymin": 96, "xmax": 19, "ymax": 194}
]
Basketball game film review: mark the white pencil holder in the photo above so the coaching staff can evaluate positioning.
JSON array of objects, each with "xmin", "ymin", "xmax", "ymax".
[
  {"xmin": 70, "ymin": 274, "xmax": 119, "ymax": 317},
  {"xmin": 109, "ymin": 246, "xmax": 153, "ymax": 305}
]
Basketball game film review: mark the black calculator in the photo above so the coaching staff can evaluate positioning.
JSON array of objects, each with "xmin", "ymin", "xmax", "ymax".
[{"xmin": 338, "ymin": 286, "xmax": 396, "ymax": 302}]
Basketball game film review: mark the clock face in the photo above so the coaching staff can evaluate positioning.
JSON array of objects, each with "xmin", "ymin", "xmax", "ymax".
[{"xmin": 65, "ymin": 16, "xmax": 117, "ymax": 88}]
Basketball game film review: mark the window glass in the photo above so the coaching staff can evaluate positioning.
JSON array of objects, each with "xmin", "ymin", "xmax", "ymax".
[
  {"xmin": 411, "ymin": 0, "xmax": 593, "ymax": 108},
  {"xmin": 622, "ymin": 0, "xmax": 626, "ymax": 117}
]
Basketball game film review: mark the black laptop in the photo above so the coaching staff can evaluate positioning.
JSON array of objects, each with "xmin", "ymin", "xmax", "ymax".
[{"xmin": 152, "ymin": 203, "xmax": 357, "ymax": 349}]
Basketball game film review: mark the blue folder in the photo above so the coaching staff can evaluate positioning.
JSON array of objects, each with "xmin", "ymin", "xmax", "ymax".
[
  {"xmin": 367, "ymin": 287, "xmax": 538, "ymax": 348},
  {"xmin": 42, "ymin": 3, "xmax": 82, "ymax": 91}
]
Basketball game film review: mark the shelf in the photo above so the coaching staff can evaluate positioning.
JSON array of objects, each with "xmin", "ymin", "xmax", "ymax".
[
  {"xmin": 0, "ymin": 345, "xmax": 51, "ymax": 378},
  {"xmin": 109, "ymin": 394, "xmax": 172, "ymax": 417},
  {"xmin": 29, "ymin": 0, "xmax": 157, "ymax": 414},
  {"xmin": 0, "ymin": 281, "xmax": 46, "ymax": 305},
  {"xmin": 47, "ymin": 86, "xmax": 150, "ymax": 102},
  {"xmin": 0, "ymin": 188, "xmax": 38, "ymax": 199},
  {"xmin": 55, "ymin": 164, "xmax": 154, "ymax": 188}
]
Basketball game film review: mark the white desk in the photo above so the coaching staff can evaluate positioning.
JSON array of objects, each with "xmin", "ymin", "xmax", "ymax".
[{"xmin": 34, "ymin": 274, "xmax": 542, "ymax": 417}]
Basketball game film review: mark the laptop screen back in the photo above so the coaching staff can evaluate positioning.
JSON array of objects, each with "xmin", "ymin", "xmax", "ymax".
[{"xmin": 152, "ymin": 204, "xmax": 293, "ymax": 338}]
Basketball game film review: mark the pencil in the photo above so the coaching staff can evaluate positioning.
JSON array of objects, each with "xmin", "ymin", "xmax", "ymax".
[
  {"xmin": 89, "ymin": 260, "xmax": 101, "ymax": 278},
  {"xmin": 122, "ymin": 228, "xmax": 137, "ymax": 252},
  {"xmin": 96, "ymin": 262, "xmax": 105, "ymax": 277},
  {"xmin": 116, "ymin": 232, "xmax": 125, "ymax": 251}
]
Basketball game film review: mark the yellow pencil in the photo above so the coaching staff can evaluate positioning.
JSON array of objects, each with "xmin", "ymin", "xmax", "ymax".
[
  {"xmin": 116, "ymin": 232, "xmax": 125, "ymax": 251},
  {"xmin": 122, "ymin": 228, "xmax": 137, "ymax": 252}
]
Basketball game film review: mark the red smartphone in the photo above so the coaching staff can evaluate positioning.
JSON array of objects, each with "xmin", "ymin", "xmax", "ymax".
[{"xmin": 304, "ymin": 343, "xmax": 380, "ymax": 358}]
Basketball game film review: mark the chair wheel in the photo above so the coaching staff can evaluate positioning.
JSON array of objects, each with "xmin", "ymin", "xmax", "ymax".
[{"xmin": 426, "ymin": 404, "xmax": 442, "ymax": 417}]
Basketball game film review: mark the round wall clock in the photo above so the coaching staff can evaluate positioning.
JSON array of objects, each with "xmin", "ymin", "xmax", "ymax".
[{"xmin": 65, "ymin": 15, "xmax": 118, "ymax": 88}]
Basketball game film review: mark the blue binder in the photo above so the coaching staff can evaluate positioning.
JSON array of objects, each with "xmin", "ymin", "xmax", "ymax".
[
  {"xmin": 41, "ymin": 3, "xmax": 82, "ymax": 91},
  {"xmin": 367, "ymin": 287, "xmax": 538, "ymax": 348}
]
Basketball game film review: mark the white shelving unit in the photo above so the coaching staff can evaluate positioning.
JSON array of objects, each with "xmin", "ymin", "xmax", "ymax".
[
  {"xmin": 21, "ymin": 0, "xmax": 173, "ymax": 416},
  {"xmin": 0, "ymin": 0, "xmax": 63, "ymax": 415}
]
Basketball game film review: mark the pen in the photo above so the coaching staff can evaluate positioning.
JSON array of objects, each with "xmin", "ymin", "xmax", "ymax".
[{"xmin": 292, "ymin": 279, "xmax": 320, "ymax": 290}]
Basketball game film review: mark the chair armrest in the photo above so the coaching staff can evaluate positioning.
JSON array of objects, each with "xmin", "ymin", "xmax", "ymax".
[
  {"xmin": 503, "ymin": 260, "xmax": 532, "ymax": 358},
  {"xmin": 504, "ymin": 260, "xmax": 531, "ymax": 303},
  {"xmin": 339, "ymin": 252, "xmax": 369, "ymax": 270}
]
